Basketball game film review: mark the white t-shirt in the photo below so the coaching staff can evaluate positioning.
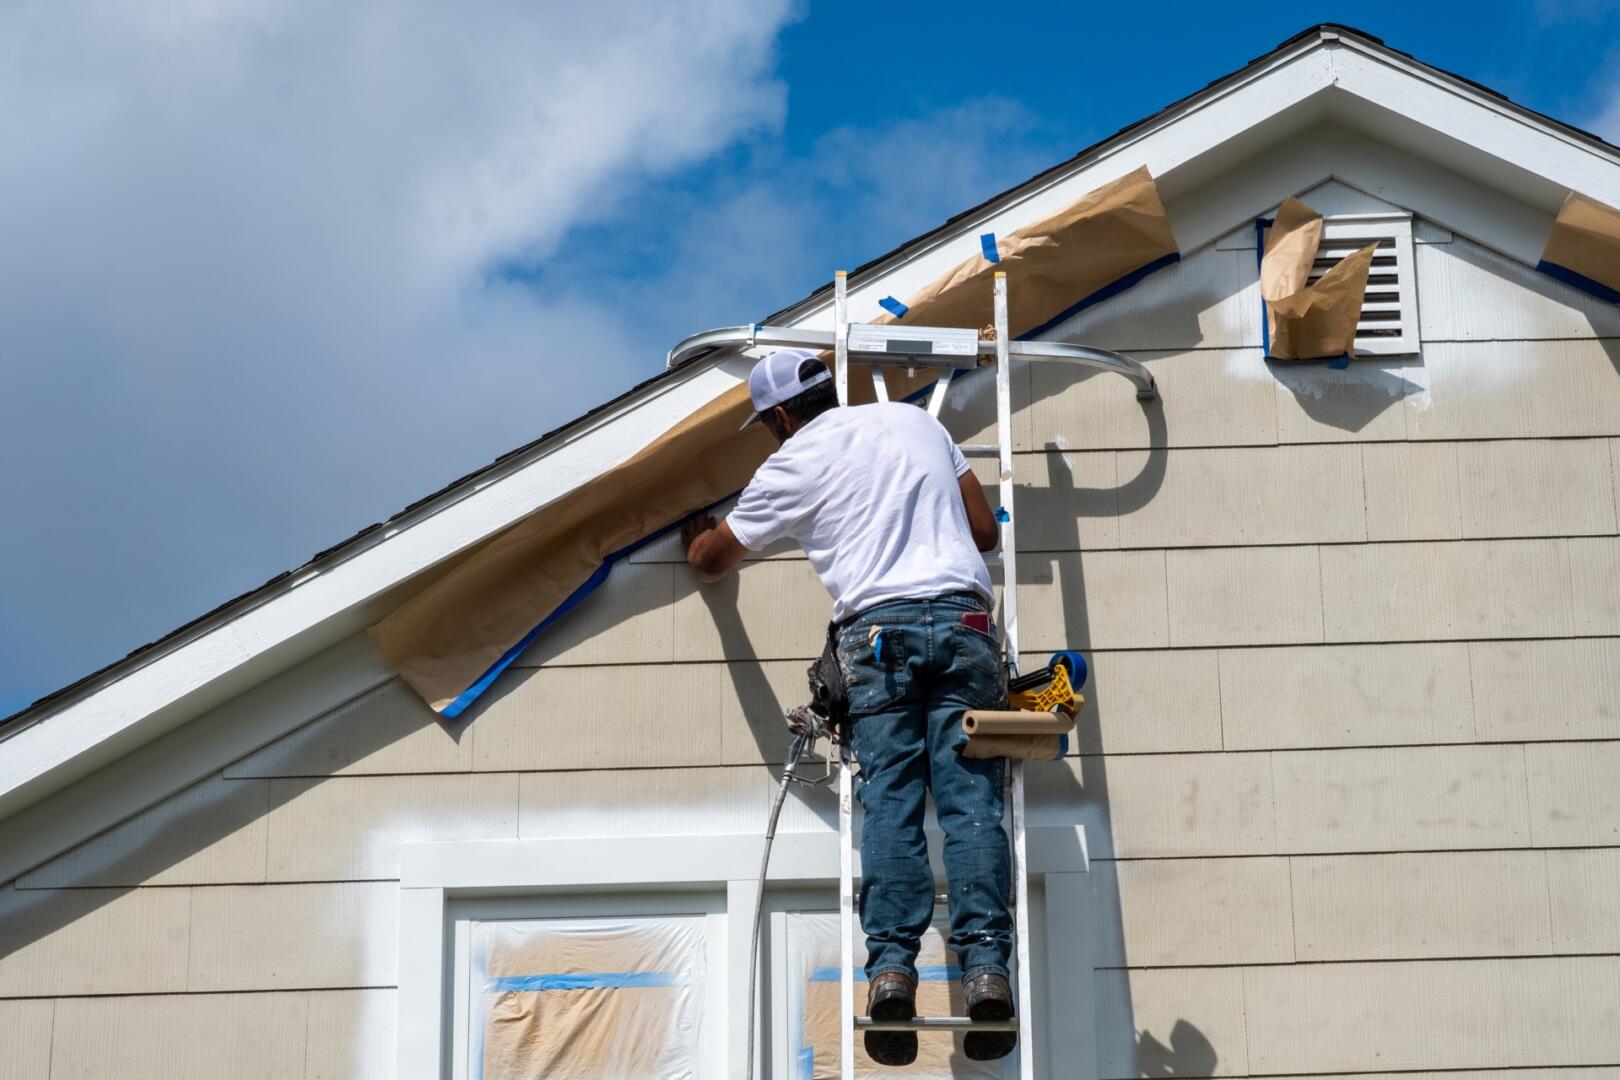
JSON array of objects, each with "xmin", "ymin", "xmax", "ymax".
[{"xmin": 725, "ymin": 401, "xmax": 994, "ymax": 622}]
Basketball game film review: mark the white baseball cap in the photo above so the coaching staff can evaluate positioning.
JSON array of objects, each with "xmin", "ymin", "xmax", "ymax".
[{"xmin": 740, "ymin": 348, "xmax": 833, "ymax": 429}]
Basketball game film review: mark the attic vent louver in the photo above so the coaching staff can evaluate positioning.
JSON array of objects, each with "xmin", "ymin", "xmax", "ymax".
[{"xmin": 1315, "ymin": 212, "xmax": 1419, "ymax": 357}]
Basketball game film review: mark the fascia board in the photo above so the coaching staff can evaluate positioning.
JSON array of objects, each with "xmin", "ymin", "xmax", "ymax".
[
  {"xmin": 1330, "ymin": 40, "xmax": 1620, "ymax": 208},
  {"xmin": 0, "ymin": 354, "xmax": 753, "ymax": 819},
  {"xmin": 1164, "ymin": 125, "xmax": 1559, "ymax": 269}
]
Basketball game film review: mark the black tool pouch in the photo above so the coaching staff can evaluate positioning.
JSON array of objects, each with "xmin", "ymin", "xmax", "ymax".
[{"xmin": 807, "ymin": 621, "xmax": 851, "ymax": 743}]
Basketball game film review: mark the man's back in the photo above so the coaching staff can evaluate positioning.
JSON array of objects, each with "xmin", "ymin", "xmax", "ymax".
[{"xmin": 726, "ymin": 401, "xmax": 994, "ymax": 622}]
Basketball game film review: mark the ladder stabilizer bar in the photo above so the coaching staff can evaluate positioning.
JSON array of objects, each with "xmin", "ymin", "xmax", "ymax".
[{"xmin": 665, "ymin": 322, "xmax": 1158, "ymax": 399}]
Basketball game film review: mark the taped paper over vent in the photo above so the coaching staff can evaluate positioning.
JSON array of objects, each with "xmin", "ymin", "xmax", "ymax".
[
  {"xmin": 1538, "ymin": 190, "xmax": 1620, "ymax": 302},
  {"xmin": 786, "ymin": 912, "xmax": 1000, "ymax": 1079},
  {"xmin": 1260, "ymin": 196, "xmax": 1376, "ymax": 361},
  {"xmin": 370, "ymin": 168, "xmax": 1178, "ymax": 715},
  {"xmin": 472, "ymin": 916, "xmax": 707, "ymax": 1079}
]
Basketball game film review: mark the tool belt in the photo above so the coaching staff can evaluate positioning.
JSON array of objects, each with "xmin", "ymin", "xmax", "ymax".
[{"xmin": 806, "ymin": 622, "xmax": 852, "ymax": 743}]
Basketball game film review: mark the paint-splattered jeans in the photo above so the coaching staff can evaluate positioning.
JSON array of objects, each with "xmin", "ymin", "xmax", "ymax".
[{"xmin": 837, "ymin": 593, "xmax": 1013, "ymax": 983}]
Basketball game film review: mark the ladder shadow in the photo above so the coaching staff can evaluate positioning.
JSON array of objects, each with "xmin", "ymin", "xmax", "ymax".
[{"xmin": 1018, "ymin": 367, "xmax": 1221, "ymax": 1079}]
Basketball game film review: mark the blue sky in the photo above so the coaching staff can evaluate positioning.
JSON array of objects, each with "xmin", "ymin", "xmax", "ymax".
[{"xmin": 2, "ymin": 1, "xmax": 1618, "ymax": 717}]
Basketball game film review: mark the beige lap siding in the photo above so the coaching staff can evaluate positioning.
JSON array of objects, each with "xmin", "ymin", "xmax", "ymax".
[
  {"xmin": 1098, "ymin": 958, "xmax": 1620, "ymax": 1078},
  {"xmin": 40, "ymin": 989, "xmax": 393, "ymax": 1080}
]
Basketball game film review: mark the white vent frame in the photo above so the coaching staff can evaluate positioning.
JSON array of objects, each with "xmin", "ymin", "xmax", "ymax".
[{"xmin": 1315, "ymin": 211, "xmax": 1420, "ymax": 357}]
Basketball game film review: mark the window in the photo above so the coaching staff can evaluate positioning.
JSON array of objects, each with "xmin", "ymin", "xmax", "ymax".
[
  {"xmin": 397, "ymin": 830, "xmax": 1091, "ymax": 1080},
  {"xmin": 445, "ymin": 894, "xmax": 728, "ymax": 1080},
  {"xmin": 1315, "ymin": 212, "xmax": 1420, "ymax": 357}
]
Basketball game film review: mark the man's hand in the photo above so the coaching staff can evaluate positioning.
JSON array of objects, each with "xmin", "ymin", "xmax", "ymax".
[
  {"xmin": 681, "ymin": 513, "xmax": 718, "ymax": 551},
  {"xmin": 683, "ymin": 513, "xmax": 748, "ymax": 582}
]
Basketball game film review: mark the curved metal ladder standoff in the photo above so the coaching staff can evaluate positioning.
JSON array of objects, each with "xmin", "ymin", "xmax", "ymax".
[{"xmin": 714, "ymin": 269, "xmax": 1158, "ymax": 1079}]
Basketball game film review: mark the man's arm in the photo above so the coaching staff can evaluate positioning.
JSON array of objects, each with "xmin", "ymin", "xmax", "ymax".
[
  {"xmin": 958, "ymin": 470, "xmax": 999, "ymax": 552},
  {"xmin": 683, "ymin": 513, "xmax": 749, "ymax": 582}
]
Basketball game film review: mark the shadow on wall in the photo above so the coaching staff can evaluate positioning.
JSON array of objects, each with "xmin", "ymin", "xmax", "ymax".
[
  {"xmin": 1137, "ymin": 1020, "xmax": 1219, "ymax": 1078},
  {"xmin": 1020, "ymin": 361, "xmax": 1186, "ymax": 1079},
  {"xmin": 1268, "ymin": 357, "xmax": 1422, "ymax": 434}
]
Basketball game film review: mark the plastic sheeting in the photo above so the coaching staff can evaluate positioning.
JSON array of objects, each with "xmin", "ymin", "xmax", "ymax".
[
  {"xmin": 370, "ymin": 168, "xmax": 1178, "ymax": 715},
  {"xmin": 1259, "ymin": 196, "xmax": 1376, "ymax": 361},
  {"xmin": 471, "ymin": 915, "xmax": 707, "ymax": 1080},
  {"xmin": 1538, "ymin": 190, "xmax": 1620, "ymax": 302},
  {"xmin": 784, "ymin": 912, "xmax": 1001, "ymax": 1079}
]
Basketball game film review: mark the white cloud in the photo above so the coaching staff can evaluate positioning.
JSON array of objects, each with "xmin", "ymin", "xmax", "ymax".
[
  {"xmin": 0, "ymin": 0, "xmax": 796, "ymax": 707},
  {"xmin": 0, "ymin": 0, "xmax": 1069, "ymax": 712}
]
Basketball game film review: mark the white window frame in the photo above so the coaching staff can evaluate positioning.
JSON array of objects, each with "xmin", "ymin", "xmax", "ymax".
[{"xmin": 398, "ymin": 826, "xmax": 1092, "ymax": 1080}]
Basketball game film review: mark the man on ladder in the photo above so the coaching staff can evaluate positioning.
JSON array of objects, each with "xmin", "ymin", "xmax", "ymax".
[{"xmin": 682, "ymin": 346, "xmax": 1019, "ymax": 1066}]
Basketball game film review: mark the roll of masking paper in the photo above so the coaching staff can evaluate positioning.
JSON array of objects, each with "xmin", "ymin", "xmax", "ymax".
[{"xmin": 962, "ymin": 710, "xmax": 1074, "ymax": 736}]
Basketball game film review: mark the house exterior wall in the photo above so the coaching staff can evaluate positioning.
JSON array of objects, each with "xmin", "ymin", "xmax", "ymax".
[{"xmin": 4, "ymin": 189, "xmax": 1620, "ymax": 1078}]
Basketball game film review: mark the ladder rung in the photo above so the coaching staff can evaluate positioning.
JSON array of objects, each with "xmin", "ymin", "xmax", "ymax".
[
  {"xmin": 958, "ymin": 443, "xmax": 1000, "ymax": 457},
  {"xmin": 856, "ymin": 1017, "xmax": 1020, "ymax": 1032}
]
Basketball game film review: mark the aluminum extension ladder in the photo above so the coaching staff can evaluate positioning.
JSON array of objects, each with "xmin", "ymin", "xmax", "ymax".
[{"xmin": 668, "ymin": 270, "xmax": 1157, "ymax": 1079}]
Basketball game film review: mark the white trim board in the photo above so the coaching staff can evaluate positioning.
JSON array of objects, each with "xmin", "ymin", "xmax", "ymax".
[{"xmin": 397, "ymin": 827, "xmax": 1091, "ymax": 1080}]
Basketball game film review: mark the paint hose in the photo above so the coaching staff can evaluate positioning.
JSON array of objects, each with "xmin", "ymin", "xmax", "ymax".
[{"xmin": 748, "ymin": 728, "xmax": 811, "ymax": 1080}]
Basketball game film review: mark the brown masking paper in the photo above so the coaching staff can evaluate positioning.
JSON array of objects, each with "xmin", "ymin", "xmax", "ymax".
[
  {"xmin": 1260, "ymin": 196, "xmax": 1376, "ymax": 360},
  {"xmin": 960, "ymin": 733, "xmax": 1066, "ymax": 760},
  {"xmin": 475, "ymin": 916, "xmax": 706, "ymax": 1079},
  {"xmin": 1541, "ymin": 190, "xmax": 1620, "ymax": 296},
  {"xmin": 372, "ymin": 169, "xmax": 1178, "ymax": 712}
]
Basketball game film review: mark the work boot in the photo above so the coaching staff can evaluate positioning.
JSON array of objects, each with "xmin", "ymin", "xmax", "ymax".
[
  {"xmin": 864, "ymin": 971, "xmax": 918, "ymax": 1067},
  {"xmin": 963, "ymin": 972, "xmax": 1018, "ymax": 1061}
]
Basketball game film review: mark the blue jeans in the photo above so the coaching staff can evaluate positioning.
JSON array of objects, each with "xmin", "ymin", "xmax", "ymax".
[{"xmin": 836, "ymin": 593, "xmax": 1013, "ymax": 983}]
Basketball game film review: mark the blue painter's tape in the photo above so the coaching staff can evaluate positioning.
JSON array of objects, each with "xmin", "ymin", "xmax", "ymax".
[
  {"xmin": 994, "ymin": 506, "xmax": 1009, "ymax": 523},
  {"xmin": 878, "ymin": 296, "xmax": 909, "ymax": 318},
  {"xmin": 980, "ymin": 233, "xmax": 1000, "ymax": 264},
  {"xmin": 487, "ymin": 971, "xmax": 682, "ymax": 992},
  {"xmin": 1255, "ymin": 217, "xmax": 1272, "ymax": 357},
  {"xmin": 798, "ymin": 1047, "xmax": 815, "ymax": 1080},
  {"xmin": 1327, "ymin": 354, "xmax": 1351, "ymax": 370},
  {"xmin": 810, "ymin": 965, "xmax": 962, "ymax": 983},
  {"xmin": 440, "ymin": 506, "xmax": 708, "ymax": 718},
  {"xmin": 1018, "ymin": 251, "xmax": 1180, "ymax": 340},
  {"xmin": 1537, "ymin": 260, "xmax": 1620, "ymax": 303},
  {"xmin": 872, "ymin": 628, "xmax": 887, "ymax": 663}
]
